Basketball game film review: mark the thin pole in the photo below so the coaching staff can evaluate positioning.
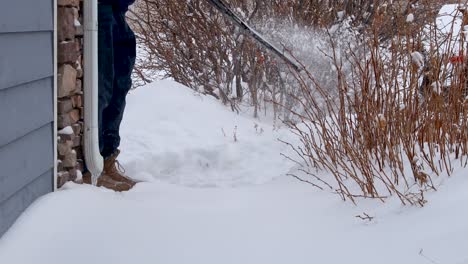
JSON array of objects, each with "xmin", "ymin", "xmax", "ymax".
[{"xmin": 205, "ymin": 0, "xmax": 301, "ymax": 72}]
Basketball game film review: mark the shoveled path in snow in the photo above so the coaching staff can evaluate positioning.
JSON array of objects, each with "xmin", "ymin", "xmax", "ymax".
[{"xmin": 0, "ymin": 80, "xmax": 467, "ymax": 264}]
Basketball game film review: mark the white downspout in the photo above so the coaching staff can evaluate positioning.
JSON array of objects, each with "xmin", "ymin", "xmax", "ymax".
[{"xmin": 83, "ymin": 0, "xmax": 103, "ymax": 184}]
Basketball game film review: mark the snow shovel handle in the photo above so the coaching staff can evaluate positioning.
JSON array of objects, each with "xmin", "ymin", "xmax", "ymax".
[{"xmin": 205, "ymin": 0, "xmax": 301, "ymax": 72}]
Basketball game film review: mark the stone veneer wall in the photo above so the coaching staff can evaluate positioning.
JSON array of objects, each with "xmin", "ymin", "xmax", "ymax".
[{"xmin": 57, "ymin": 0, "xmax": 85, "ymax": 188}]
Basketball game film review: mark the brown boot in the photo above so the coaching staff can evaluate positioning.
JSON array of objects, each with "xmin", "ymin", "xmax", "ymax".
[
  {"xmin": 82, "ymin": 150, "xmax": 137, "ymax": 192},
  {"xmin": 102, "ymin": 149, "xmax": 137, "ymax": 190},
  {"xmin": 83, "ymin": 171, "xmax": 133, "ymax": 192}
]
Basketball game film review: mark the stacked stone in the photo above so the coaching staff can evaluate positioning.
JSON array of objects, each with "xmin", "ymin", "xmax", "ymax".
[{"xmin": 57, "ymin": 0, "xmax": 85, "ymax": 188}]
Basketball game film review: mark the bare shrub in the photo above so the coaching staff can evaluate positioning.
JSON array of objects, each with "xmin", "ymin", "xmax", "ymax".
[
  {"xmin": 128, "ymin": 0, "xmax": 465, "ymax": 205},
  {"xmin": 127, "ymin": 0, "xmax": 374, "ymax": 117},
  {"xmin": 129, "ymin": 0, "xmax": 288, "ymax": 116},
  {"xmin": 284, "ymin": 4, "xmax": 468, "ymax": 205}
]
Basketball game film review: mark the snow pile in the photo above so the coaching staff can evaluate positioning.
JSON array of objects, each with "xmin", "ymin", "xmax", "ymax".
[
  {"xmin": 0, "ymin": 80, "xmax": 467, "ymax": 264},
  {"xmin": 430, "ymin": 4, "xmax": 464, "ymax": 54},
  {"xmin": 58, "ymin": 126, "xmax": 74, "ymax": 135},
  {"xmin": 119, "ymin": 79, "xmax": 295, "ymax": 187},
  {"xmin": 406, "ymin": 13, "xmax": 414, "ymax": 23},
  {"xmin": 411, "ymin": 51, "xmax": 425, "ymax": 69}
]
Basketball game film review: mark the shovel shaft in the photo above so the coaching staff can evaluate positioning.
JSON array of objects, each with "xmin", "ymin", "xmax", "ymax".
[{"xmin": 205, "ymin": 0, "xmax": 301, "ymax": 72}]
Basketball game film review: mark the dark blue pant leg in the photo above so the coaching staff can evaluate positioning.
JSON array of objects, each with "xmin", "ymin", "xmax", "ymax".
[
  {"xmin": 98, "ymin": 4, "xmax": 115, "ymax": 158},
  {"xmin": 100, "ymin": 9, "xmax": 136, "ymax": 158}
]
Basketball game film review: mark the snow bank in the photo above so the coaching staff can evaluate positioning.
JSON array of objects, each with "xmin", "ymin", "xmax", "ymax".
[
  {"xmin": 1, "ymin": 167, "xmax": 467, "ymax": 264},
  {"xmin": 119, "ymin": 79, "xmax": 295, "ymax": 187},
  {"xmin": 0, "ymin": 80, "xmax": 467, "ymax": 264},
  {"xmin": 431, "ymin": 4, "xmax": 464, "ymax": 54}
]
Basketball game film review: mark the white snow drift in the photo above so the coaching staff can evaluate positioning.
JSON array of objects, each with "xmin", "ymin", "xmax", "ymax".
[{"xmin": 0, "ymin": 79, "xmax": 467, "ymax": 264}]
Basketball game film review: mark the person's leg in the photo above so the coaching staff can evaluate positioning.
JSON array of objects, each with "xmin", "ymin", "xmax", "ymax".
[
  {"xmin": 100, "ymin": 9, "xmax": 136, "ymax": 158},
  {"xmin": 97, "ymin": 4, "xmax": 115, "ymax": 157},
  {"xmin": 83, "ymin": 3, "xmax": 126, "ymax": 189}
]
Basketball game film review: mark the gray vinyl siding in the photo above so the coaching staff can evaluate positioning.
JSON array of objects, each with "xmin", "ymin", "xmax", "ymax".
[
  {"xmin": 0, "ymin": 0, "xmax": 53, "ymax": 33},
  {"xmin": 0, "ymin": 0, "xmax": 54, "ymax": 236},
  {"xmin": 0, "ymin": 170, "xmax": 53, "ymax": 236}
]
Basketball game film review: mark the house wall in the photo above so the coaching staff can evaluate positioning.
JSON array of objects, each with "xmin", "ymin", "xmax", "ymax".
[
  {"xmin": 57, "ymin": 0, "xmax": 85, "ymax": 187},
  {"xmin": 0, "ymin": 0, "xmax": 55, "ymax": 236}
]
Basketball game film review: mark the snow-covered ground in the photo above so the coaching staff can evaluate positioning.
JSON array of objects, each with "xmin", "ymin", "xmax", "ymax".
[
  {"xmin": 119, "ymin": 80, "xmax": 294, "ymax": 187},
  {"xmin": 0, "ymin": 80, "xmax": 467, "ymax": 264}
]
